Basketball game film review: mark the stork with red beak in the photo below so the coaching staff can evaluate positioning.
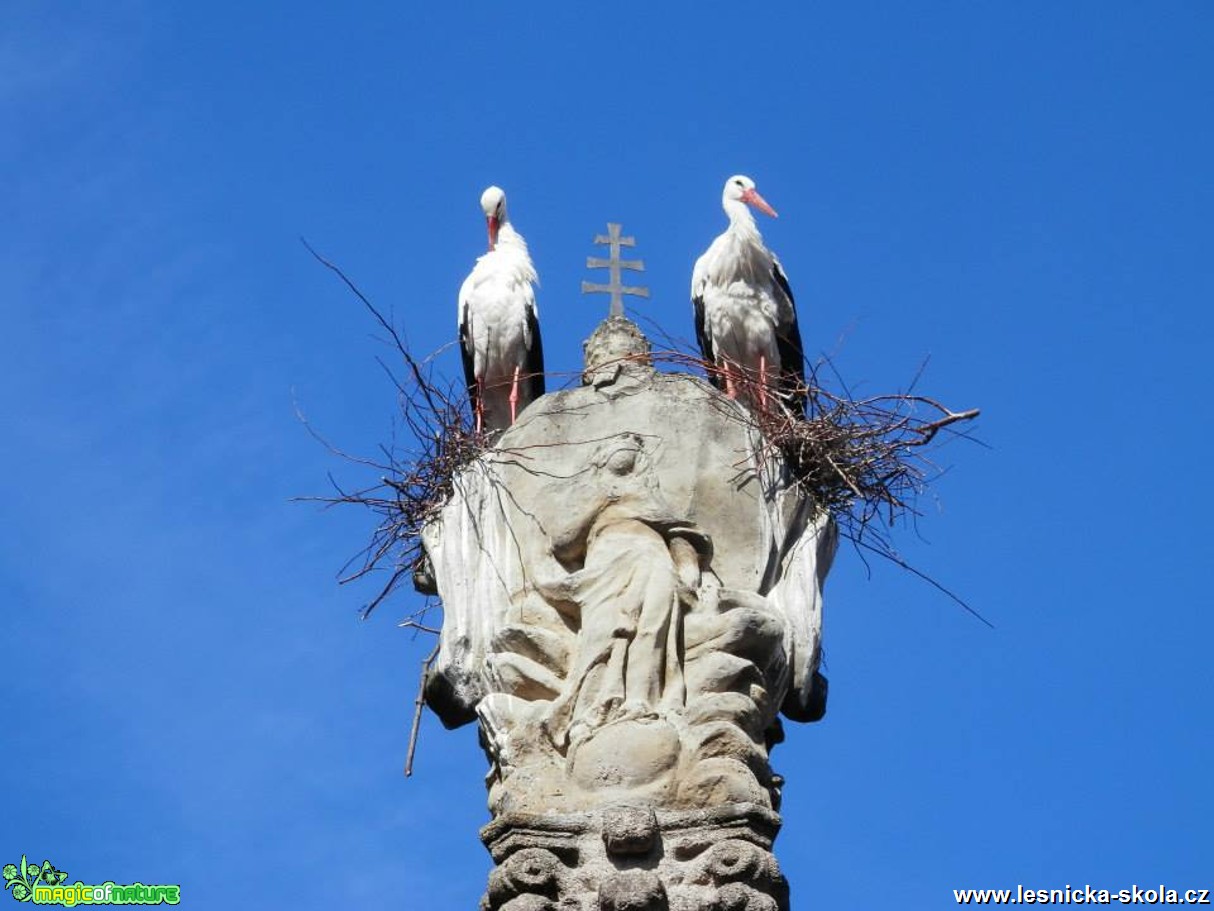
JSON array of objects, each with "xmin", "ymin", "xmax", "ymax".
[
  {"xmin": 458, "ymin": 186, "xmax": 545, "ymax": 433},
  {"xmin": 691, "ymin": 175, "xmax": 806, "ymax": 415}
]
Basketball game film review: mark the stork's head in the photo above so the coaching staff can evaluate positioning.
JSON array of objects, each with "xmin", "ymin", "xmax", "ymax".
[
  {"xmin": 722, "ymin": 174, "xmax": 778, "ymax": 219},
  {"xmin": 480, "ymin": 185, "xmax": 507, "ymax": 250}
]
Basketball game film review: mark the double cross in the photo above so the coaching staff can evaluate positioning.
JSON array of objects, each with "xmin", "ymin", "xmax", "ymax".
[{"xmin": 581, "ymin": 223, "xmax": 649, "ymax": 317}]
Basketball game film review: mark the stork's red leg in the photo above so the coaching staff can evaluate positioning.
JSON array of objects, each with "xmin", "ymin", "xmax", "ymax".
[
  {"xmin": 758, "ymin": 355, "xmax": 769, "ymax": 413},
  {"xmin": 723, "ymin": 363, "xmax": 737, "ymax": 399},
  {"xmin": 509, "ymin": 366, "xmax": 521, "ymax": 424},
  {"xmin": 475, "ymin": 377, "xmax": 485, "ymax": 433}
]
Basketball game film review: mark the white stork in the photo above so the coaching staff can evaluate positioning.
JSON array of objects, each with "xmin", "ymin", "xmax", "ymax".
[
  {"xmin": 691, "ymin": 175, "xmax": 806, "ymax": 415},
  {"xmin": 458, "ymin": 186, "xmax": 545, "ymax": 434}
]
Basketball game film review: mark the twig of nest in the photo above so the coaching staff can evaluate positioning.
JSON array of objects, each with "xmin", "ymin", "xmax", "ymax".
[
  {"xmin": 758, "ymin": 371, "xmax": 979, "ymax": 530},
  {"xmin": 644, "ymin": 349, "xmax": 980, "ymax": 534},
  {"xmin": 299, "ymin": 378, "xmax": 488, "ymax": 619},
  {"xmin": 298, "ymin": 240, "xmax": 493, "ymax": 618}
]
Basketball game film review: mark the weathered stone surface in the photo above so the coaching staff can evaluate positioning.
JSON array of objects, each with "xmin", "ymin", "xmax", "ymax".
[
  {"xmin": 598, "ymin": 870, "xmax": 667, "ymax": 911},
  {"xmin": 495, "ymin": 847, "xmax": 562, "ymax": 895},
  {"xmin": 601, "ymin": 805, "xmax": 659, "ymax": 856},
  {"xmin": 711, "ymin": 883, "xmax": 780, "ymax": 911},
  {"xmin": 425, "ymin": 318, "xmax": 833, "ymax": 909},
  {"xmin": 687, "ymin": 839, "xmax": 771, "ymax": 885},
  {"xmin": 569, "ymin": 718, "xmax": 681, "ymax": 795},
  {"xmin": 498, "ymin": 897, "xmax": 559, "ymax": 911},
  {"xmin": 582, "ymin": 315, "xmax": 652, "ymax": 387},
  {"xmin": 481, "ymin": 806, "xmax": 790, "ymax": 910}
]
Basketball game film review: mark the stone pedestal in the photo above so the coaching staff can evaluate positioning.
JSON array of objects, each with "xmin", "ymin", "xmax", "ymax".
[
  {"xmin": 421, "ymin": 320, "xmax": 834, "ymax": 909},
  {"xmin": 482, "ymin": 804, "xmax": 789, "ymax": 911}
]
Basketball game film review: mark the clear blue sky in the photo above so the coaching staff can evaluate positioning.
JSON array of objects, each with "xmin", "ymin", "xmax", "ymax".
[{"xmin": 3, "ymin": 2, "xmax": 1211, "ymax": 907}]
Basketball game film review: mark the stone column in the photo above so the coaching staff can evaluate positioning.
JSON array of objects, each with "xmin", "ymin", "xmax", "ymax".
[{"xmin": 420, "ymin": 318, "xmax": 835, "ymax": 910}]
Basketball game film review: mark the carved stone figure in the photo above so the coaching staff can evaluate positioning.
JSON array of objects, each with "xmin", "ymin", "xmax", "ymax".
[{"xmin": 420, "ymin": 317, "xmax": 834, "ymax": 909}]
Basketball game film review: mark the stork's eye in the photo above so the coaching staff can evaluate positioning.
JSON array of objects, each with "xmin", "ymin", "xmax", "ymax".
[{"xmin": 734, "ymin": 179, "xmax": 745, "ymax": 187}]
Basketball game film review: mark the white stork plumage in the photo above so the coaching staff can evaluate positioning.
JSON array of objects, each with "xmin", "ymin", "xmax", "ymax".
[
  {"xmin": 458, "ymin": 186, "xmax": 545, "ymax": 434},
  {"xmin": 691, "ymin": 175, "xmax": 806, "ymax": 415}
]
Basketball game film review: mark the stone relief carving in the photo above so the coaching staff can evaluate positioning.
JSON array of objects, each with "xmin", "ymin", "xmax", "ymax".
[{"xmin": 420, "ymin": 330, "xmax": 834, "ymax": 909}]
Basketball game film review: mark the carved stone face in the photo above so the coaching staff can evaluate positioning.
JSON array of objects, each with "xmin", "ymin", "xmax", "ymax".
[
  {"xmin": 602, "ymin": 437, "xmax": 640, "ymax": 476},
  {"xmin": 517, "ymin": 431, "xmax": 668, "ymax": 566}
]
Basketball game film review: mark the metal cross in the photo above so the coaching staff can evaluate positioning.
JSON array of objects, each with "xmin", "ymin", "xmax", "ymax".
[{"xmin": 581, "ymin": 222, "xmax": 649, "ymax": 317}]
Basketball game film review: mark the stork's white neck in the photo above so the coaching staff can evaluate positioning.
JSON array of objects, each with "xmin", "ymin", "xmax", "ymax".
[
  {"xmin": 496, "ymin": 221, "xmax": 528, "ymax": 254},
  {"xmin": 723, "ymin": 197, "xmax": 762, "ymax": 242}
]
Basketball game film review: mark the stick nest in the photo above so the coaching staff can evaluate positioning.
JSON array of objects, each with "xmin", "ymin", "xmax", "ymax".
[{"xmin": 302, "ymin": 248, "xmax": 981, "ymax": 620}]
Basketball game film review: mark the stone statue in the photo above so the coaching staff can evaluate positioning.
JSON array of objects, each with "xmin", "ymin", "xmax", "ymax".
[{"xmin": 420, "ymin": 317, "xmax": 835, "ymax": 910}]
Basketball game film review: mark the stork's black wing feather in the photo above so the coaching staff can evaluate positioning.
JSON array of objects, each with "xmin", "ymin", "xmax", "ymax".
[
  {"xmin": 772, "ymin": 261, "xmax": 807, "ymax": 415},
  {"xmin": 692, "ymin": 292, "xmax": 724, "ymax": 391},
  {"xmin": 458, "ymin": 307, "xmax": 478, "ymax": 413},
  {"xmin": 523, "ymin": 304, "xmax": 545, "ymax": 405}
]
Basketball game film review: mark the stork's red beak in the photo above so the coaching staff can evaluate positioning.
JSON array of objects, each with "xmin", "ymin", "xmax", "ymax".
[
  {"xmin": 741, "ymin": 188, "xmax": 778, "ymax": 218},
  {"xmin": 487, "ymin": 215, "xmax": 500, "ymax": 250}
]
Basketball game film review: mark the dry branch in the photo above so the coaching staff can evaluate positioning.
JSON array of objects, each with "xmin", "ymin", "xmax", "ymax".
[{"xmin": 404, "ymin": 643, "xmax": 440, "ymax": 777}]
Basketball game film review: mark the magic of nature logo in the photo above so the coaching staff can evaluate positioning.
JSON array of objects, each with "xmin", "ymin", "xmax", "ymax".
[{"xmin": 3, "ymin": 856, "xmax": 180, "ymax": 906}]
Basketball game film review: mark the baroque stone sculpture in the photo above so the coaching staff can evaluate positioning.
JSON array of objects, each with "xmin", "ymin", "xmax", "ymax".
[{"xmin": 420, "ymin": 317, "xmax": 835, "ymax": 910}]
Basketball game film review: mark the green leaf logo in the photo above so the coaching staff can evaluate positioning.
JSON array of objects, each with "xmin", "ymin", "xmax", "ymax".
[
  {"xmin": 3, "ymin": 854, "xmax": 65, "ymax": 902},
  {"xmin": 36, "ymin": 861, "xmax": 67, "ymax": 887}
]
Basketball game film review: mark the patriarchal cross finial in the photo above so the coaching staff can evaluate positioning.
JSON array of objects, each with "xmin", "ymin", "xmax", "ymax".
[{"xmin": 581, "ymin": 223, "xmax": 649, "ymax": 317}]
